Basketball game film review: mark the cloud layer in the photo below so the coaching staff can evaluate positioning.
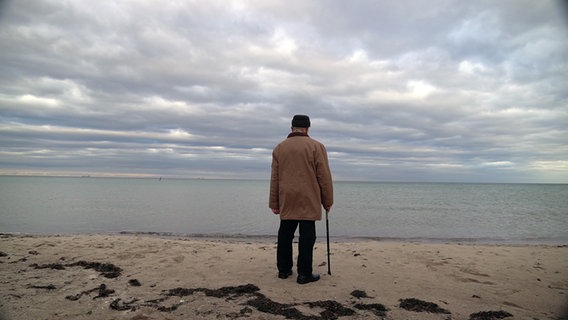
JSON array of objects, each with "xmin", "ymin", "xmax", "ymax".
[{"xmin": 1, "ymin": 0, "xmax": 567, "ymax": 182}]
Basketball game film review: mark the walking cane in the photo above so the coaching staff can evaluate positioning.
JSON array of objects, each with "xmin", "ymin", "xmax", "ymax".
[{"xmin": 325, "ymin": 209, "xmax": 331, "ymax": 275}]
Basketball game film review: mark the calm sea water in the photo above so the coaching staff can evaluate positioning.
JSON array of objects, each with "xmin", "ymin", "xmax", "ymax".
[{"xmin": 1, "ymin": 177, "xmax": 567, "ymax": 244}]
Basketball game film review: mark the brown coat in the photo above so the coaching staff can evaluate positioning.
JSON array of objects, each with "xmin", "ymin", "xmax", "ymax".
[{"xmin": 269, "ymin": 133, "xmax": 333, "ymax": 221}]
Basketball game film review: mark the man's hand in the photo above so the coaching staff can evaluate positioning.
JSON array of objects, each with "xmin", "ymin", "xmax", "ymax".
[
  {"xmin": 271, "ymin": 208, "xmax": 280, "ymax": 215},
  {"xmin": 324, "ymin": 205, "xmax": 332, "ymax": 213}
]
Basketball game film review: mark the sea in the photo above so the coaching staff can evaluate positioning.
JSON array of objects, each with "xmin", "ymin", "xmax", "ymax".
[{"xmin": 1, "ymin": 176, "xmax": 567, "ymax": 244}]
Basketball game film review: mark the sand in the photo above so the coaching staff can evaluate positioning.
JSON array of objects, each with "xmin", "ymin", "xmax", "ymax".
[{"xmin": 0, "ymin": 234, "xmax": 566, "ymax": 320}]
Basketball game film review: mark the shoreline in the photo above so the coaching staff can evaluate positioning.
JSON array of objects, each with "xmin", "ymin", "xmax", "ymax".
[
  {"xmin": 1, "ymin": 234, "xmax": 567, "ymax": 320},
  {"xmin": 2, "ymin": 231, "xmax": 567, "ymax": 246}
]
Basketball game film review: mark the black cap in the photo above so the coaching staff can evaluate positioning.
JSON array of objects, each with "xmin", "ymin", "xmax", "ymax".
[{"xmin": 291, "ymin": 115, "xmax": 310, "ymax": 128}]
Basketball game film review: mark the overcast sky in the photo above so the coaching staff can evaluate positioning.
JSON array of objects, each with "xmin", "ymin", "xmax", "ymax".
[{"xmin": 1, "ymin": 0, "xmax": 567, "ymax": 183}]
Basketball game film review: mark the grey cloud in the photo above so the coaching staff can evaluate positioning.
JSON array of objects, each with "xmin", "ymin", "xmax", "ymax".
[{"xmin": 0, "ymin": 0, "xmax": 567, "ymax": 182}]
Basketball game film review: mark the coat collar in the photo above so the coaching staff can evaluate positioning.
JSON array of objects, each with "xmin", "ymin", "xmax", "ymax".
[{"xmin": 287, "ymin": 132, "xmax": 309, "ymax": 138}]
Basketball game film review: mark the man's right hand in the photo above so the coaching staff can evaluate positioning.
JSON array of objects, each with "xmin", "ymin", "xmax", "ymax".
[{"xmin": 271, "ymin": 208, "xmax": 280, "ymax": 215}]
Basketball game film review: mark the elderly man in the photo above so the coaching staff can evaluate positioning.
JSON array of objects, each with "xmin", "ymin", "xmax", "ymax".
[{"xmin": 269, "ymin": 114, "xmax": 334, "ymax": 284}]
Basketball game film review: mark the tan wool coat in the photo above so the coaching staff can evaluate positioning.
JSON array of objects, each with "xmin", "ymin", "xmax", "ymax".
[{"xmin": 269, "ymin": 133, "xmax": 333, "ymax": 221}]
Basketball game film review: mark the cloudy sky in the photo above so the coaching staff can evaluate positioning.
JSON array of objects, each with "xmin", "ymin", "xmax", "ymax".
[{"xmin": 1, "ymin": 0, "xmax": 567, "ymax": 183}]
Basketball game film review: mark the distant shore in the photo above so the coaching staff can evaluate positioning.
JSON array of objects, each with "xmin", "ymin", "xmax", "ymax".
[{"xmin": 1, "ymin": 234, "xmax": 566, "ymax": 320}]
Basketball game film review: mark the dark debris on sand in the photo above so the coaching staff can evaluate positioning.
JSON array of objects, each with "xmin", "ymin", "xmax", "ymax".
[
  {"xmin": 469, "ymin": 310, "xmax": 513, "ymax": 320},
  {"xmin": 30, "ymin": 262, "xmax": 65, "ymax": 270},
  {"xmin": 109, "ymin": 284, "xmax": 516, "ymax": 320},
  {"xmin": 354, "ymin": 303, "xmax": 389, "ymax": 317},
  {"xmin": 63, "ymin": 282, "xmax": 518, "ymax": 320},
  {"xmin": 28, "ymin": 264, "xmax": 513, "ymax": 320},
  {"xmin": 66, "ymin": 261, "xmax": 122, "ymax": 278},
  {"xmin": 30, "ymin": 260, "xmax": 122, "ymax": 278},
  {"xmin": 28, "ymin": 284, "xmax": 57, "ymax": 290},
  {"xmin": 247, "ymin": 293, "xmax": 306, "ymax": 319},
  {"xmin": 128, "ymin": 279, "xmax": 142, "ymax": 286},
  {"xmin": 307, "ymin": 300, "xmax": 356, "ymax": 319},
  {"xmin": 350, "ymin": 289, "xmax": 371, "ymax": 299},
  {"xmin": 399, "ymin": 298, "xmax": 451, "ymax": 314},
  {"xmin": 165, "ymin": 284, "xmax": 309, "ymax": 319},
  {"xmin": 66, "ymin": 284, "xmax": 115, "ymax": 301},
  {"xmin": 110, "ymin": 298, "xmax": 140, "ymax": 311},
  {"xmin": 108, "ymin": 283, "xmax": 397, "ymax": 319}
]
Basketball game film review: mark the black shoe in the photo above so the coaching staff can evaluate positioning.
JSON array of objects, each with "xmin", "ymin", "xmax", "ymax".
[
  {"xmin": 278, "ymin": 270, "xmax": 293, "ymax": 279},
  {"xmin": 297, "ymin": 273, "xmax": 320, "ymax": 284}
]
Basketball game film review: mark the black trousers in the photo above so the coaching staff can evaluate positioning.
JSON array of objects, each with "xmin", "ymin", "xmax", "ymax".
[{"xmin": 277, "ymin": 220, "xmax": 316, "ymax": 276}]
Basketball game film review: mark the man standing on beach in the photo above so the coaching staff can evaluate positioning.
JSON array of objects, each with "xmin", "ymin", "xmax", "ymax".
[{"xmin": 269, "ymin": 114, "xmax": 334, "ymax": 284}]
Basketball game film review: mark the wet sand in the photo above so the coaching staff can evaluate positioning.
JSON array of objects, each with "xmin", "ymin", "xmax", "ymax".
[{"xmin": 1, "ymin": 234, "xmax": 566, "ymax": 319}]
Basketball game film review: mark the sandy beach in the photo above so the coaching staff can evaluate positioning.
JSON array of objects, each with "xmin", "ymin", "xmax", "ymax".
[{"xmin": 0, "ymin": 234, "xmax": 566, "ymax": 320}]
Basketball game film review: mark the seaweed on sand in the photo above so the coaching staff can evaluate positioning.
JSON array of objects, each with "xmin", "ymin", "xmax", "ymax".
[
  {"xmin": 399, "ymin": 298, "xmax": 450, "ymax": 314},
  {"xmin": 469, "ymin": 310, "xmax": 513, "ymax": 320}
]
